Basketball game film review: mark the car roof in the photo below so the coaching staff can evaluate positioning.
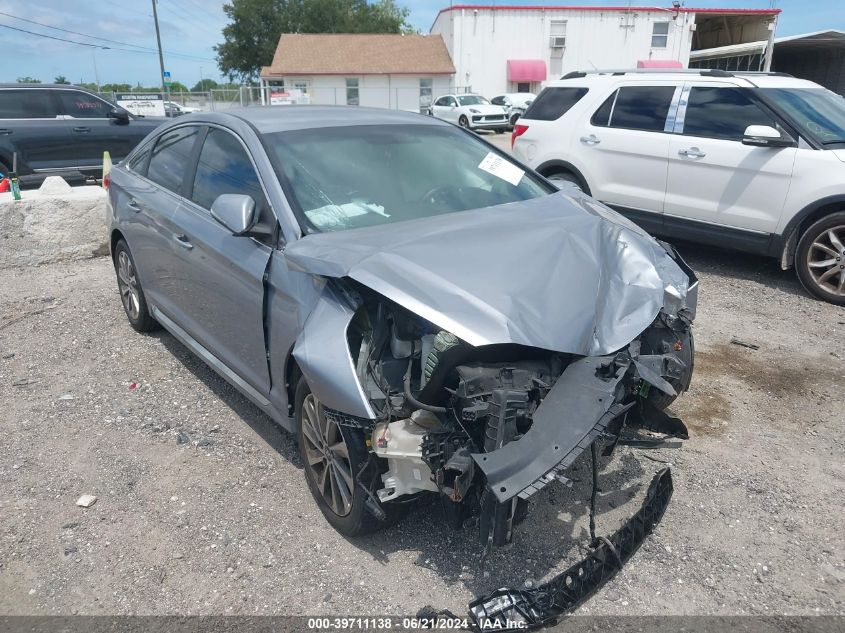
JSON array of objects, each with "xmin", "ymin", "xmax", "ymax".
[
  {"xmin": 174, "ymin": 105, "xmax": 449, "ymax": 134},
  {"xmin": 0, "ymin": 83, "xmax": 92, "ymax": 89},
  {"xmin": 544, "ymin": 70, "xmax": 822, "ymax": 90}
]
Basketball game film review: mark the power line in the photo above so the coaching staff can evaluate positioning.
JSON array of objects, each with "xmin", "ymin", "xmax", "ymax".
[
  {"xmin": 159, "ymin": 1, "xmax": 223, "ymax": 39},
  {"xmin": 0, "ymin": 10, "xmax": 216, "ymax": 62}
]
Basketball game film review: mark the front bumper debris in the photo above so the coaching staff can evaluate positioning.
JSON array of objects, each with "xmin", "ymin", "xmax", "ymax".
[{"xmin": 468, "ymin": 467, "xmax": 674, "ymax": 631}]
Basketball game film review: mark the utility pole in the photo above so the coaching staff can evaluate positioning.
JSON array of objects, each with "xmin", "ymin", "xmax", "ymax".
[{"xmin": 151, "ymin": 0, "xmax": 169, "ymax": 102}]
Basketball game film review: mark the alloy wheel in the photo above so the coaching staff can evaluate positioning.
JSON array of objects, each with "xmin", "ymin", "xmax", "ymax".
[
  {"xmin": 117, "ymin": 251, "xmax": 141, "ymax": 320},
  {"xmin": 806, "ymin": 225, "xmax": 845, "ymax": 297},
  {"xmin": 301, "ymin": 393, "xmax": 355, "ymax": 517}
]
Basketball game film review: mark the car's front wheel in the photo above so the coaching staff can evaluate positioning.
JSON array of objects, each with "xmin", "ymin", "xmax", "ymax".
[
  {"xmin": 795, "ymin": 212, "xmax": 845, "ymax": 305},
  {"xmin": 113, "ymin": 239, "xmax": 158, "ymax": 332},
  {"xmin": 295, "ymin": 377, "xmax": 384, "ymax": 537},
  {"xmin": 458, "ymin": 115, "xmax": 470, "ymax": 129}
]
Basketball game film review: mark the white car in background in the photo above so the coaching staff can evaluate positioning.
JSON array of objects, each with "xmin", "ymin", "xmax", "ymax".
[
  {"xmin": 164, "ymin": 101, "xmax": 202, "ymax": 116},
  {"xmin": 429, "ymin": 93, "xmax": 509, "ymax": 133},
  {"xmin": 491, "ymin": 92, "xmax": 536, "ymax": 127}
]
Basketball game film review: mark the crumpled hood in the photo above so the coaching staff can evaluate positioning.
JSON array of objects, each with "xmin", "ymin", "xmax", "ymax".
[{"xmin": 285, "ymin": 192, "xmax": 695, "ymax": 356}]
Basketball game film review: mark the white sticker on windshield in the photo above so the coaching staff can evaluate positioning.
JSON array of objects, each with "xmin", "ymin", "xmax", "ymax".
[{"xmin": 478, "ymin": 152, "xmax": 524, "ymax": 186}]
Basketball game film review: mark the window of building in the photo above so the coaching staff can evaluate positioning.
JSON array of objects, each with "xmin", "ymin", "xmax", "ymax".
[
  {"xmin": 191, "ymin": 128, "xmax": 268, "ymax": 215},
  {"xmin": 146, "ymin": 126, "xmax": 201, "ymax": 195},
  {"xmin": 681, "ymin": 87, "xmax": 776, "ymax": 141},
  {"xmin": 419, "ymin": 78, "xmax": 433, "ymax": 113},
  {"xmin": 0, "ymin": 89, "xmax": 58, "ymax": 118},
  {"xmin": 592, "ymin": 86, "xmax": 676, "ymax": 132},
  {"xmin": 346, "ymin": 78, "xmax": 359, "ymax": 106},
  {"xmin": 523, "ymin": 87, "xmax": 588, "ymax": 121},
  {"xmin": 549, "ymin": 20, "xmax": 567, "ymax": 49},
  {"xmin": 652, "ymin": 22, "xmax": 669, "ymax": 48}
]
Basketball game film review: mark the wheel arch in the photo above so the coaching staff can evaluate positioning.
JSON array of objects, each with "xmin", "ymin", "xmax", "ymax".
[
  {"xmin": 774, "ymin": 195, "xmax": 845, "ymax": 269},
  {"xmin": 110, "ymin": 228, "xmax": 126, "ymax": 260},
  {"xmin": 534, "ymin": 160, "xmax": 592, "ymax": 196}
]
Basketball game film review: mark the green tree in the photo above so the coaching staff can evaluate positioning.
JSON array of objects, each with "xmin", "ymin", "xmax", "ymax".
[
  {"xmin": 16, "ymin": 76, "xmax": 41, "ymax": 84},
  {"xmin": 192, "ymin": 78, "xmax": 219, "ymax": 92},
  {"xmin": 215, "ymin": 0, "xmax": 412, "ymax": 82},
  {"xmin": 54, "ymin": 75, "xmax": 70, "ymax": 84},
  {"xmin": 167, "ymin": 81, "xmax": 190, "ymax": 93},
  {"xmin": 101, "ymin": 83, "xmax": 132, "ymax": 93}
]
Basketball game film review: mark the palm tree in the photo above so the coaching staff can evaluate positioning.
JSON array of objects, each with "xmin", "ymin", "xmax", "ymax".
[{"xmin": 54, "ymin": 75, "xmax": 70, "ymax": 84}]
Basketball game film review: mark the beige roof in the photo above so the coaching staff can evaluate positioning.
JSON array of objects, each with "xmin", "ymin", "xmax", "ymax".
[{"xmin": 260, "ymin": 33, "xmax": 455, "ymax": 77}]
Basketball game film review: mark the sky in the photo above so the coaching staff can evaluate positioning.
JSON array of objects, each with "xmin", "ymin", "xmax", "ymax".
[{"xmin": 0, "ymin": 0, "xmax": 841, "ymax": 87}]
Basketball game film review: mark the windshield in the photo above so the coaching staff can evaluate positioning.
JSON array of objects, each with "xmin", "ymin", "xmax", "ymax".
[
  {"xmin": 762, "ymin": 88, "xmax": 845, "ymax": 144},
  {"xmin": 268, "ymin": 124, "xmax": 553, "ymax": 233},
  {"xmin": 457, "ymin": 95, "xmax": 490, "ymax": 106}
]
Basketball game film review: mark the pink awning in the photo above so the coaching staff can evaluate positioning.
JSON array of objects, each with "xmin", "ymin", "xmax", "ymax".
[
  {"xmin": 637, "ymin": 59, "xmax": 684, "ymax": 69},
  {"xmin": 507, "ymin": 59, "xmax": 547, "ymax": 82}
]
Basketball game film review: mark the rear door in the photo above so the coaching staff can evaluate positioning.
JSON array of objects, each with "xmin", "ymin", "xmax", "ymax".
[
  {"xmin": 0, "ymin": 88, "xmax": 74, "ymax": 174},
  {"xmin": 162, "ymin": 125, "xmax": 275, "ymax": 396},
  {"xmin": 56, "ymin": 89, "xmax": 145, "ymax": 168},
  {"xmin": 664, "ymin": 83, "xmax": 796, "ymax": 237},
  {"xmin": 579, "ymin": 83, "xmax": 680, "ymax": 233}
]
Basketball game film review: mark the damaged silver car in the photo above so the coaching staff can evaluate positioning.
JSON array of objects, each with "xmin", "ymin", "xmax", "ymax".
[{"xmin": 107, "ymin": 106, "xmax": 697, "ymax": 624}]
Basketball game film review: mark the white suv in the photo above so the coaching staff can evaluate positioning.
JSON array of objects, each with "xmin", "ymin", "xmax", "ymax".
[{"xmin": 512, "ymin": 70, "xmax": 845, "ymax": 305}]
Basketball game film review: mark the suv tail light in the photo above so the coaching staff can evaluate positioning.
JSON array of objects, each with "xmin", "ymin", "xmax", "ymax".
[
  {"xmin": 511, "ymin": 124, "xmax": 528, "ymax": 148},
  {"xmin": 102, "ymin": 173, "xmax": 111, "ymax": 190}
]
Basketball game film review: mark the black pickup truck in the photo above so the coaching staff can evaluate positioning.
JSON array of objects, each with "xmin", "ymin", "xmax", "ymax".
[{"xmin": 0, "ymin": 84, "xmax": 163, "ymax": 184}]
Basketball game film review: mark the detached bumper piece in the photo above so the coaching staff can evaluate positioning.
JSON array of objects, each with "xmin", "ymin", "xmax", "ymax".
[{"xmin": 468, "ymin": 467, "xmax": 674, "ymax": 631}]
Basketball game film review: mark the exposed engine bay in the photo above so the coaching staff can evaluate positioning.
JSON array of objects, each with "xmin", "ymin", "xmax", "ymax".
[{"xmin": 332, "ymin": 273, "xmax": 695, "ymax": 551}]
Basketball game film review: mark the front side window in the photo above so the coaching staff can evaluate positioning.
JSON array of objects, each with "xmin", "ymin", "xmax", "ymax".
[
  {"xmin": 761, "ymin": 88, "xmax": 845, "ymax": 145},
  {"xmin": 58, "ymin": 90, "xmax": 113, "ymax": 119},
  {"xmin": 269, "ymin": 124, "xmax": 553, "ymax": 233},
  {"xmin": 0, "ymin": 89, "xmax": 58, "ymax": 119},
  {"xmin": 456, "ymin": 95, "xmax": 489, "ymax": 106},
  {"xmin": 523, "ymin": 87, "xmax": 588, "ymax": 121},
  {"xmin": 346, "ymin": 78, "xmax": 359, "ymax": 106},
  {"xmin": 434, "ymin": 96, "xmax": 451, "ymax": 107},
  {"xmin": 146, "ymin": 126, "xmax": 201, "ymax": 194},
  {"xmin": 681, "ymin": 87, "xmax": 775, "ymax": 141},
  {"xmin": 191, "ymin": 128, "xmax": 268, "ymax": 214},
  {"xmin": 594, "ymin": 86, "xmax": 676, "ymax": 132},
  {"xmin": 652, "ymin": 22, "xmax": 669, "ymax": 48}
]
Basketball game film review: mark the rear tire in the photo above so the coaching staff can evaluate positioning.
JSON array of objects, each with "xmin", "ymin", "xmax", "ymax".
[
  {"xmin": 795, "ymin": 211, "xmax": 845, "ymax": 305},
  {"xmin": 295, "ymin": 377, "xmax": 384, "ymax": 537},
  {"xmin": 113, "ymin": 240, "xmax": 158, "ymax": 333},
  {"xmin": 545, "ymin": 170, "xmax": 585, "ymax": 193}
]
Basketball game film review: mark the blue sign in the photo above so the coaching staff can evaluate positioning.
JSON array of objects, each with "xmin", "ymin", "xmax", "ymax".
[{"xmin": 163, "ymin": 71, "xmax": 172, "ymax": 86}]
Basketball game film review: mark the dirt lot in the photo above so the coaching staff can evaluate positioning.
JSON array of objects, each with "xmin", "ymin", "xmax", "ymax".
[{"xmin": 1, "ymin": 240, "xmax": 844, "ymax": 618}]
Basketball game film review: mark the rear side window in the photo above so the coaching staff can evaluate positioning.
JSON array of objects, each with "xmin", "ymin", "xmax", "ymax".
[
  {"xmin": 522, "ymin": 87, "xmax": 588, "ymax": 121},
  {"xmin": 58, "ymin": 91, "xmax": 112, "ymax": 119},
  {"xmin": 681, "ymin": 87, "xmax": 776, "ymax": 141},
  {"xmin": 190, "ymin": 128, "xmax": 268, "ymax": 213},
  {"xmin": 126, "ymin": 143, "xmax": 151, "ymax": 175},
  {"xmin": 0, "ymin": 89, "xmax": 58, "ymax": 119},
  {"xmin": 147, "ymin": 126, "xmax": 201, "ymax": 194},
  {"xmin": 593, "ymin": 86, "xmax": 676, "ymax": 132}
]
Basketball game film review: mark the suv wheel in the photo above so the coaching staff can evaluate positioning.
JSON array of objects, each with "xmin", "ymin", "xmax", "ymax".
[
  {"xmin": 546, "ymin": 171, "xmax": 585, "ymax": 193},
  {"xmin": 295, "ymin": 377, "xmax": 384, "ymax": 537},
  {"xmin": 113, "ymin": 240, "xmax": 159, "ymax": 332},
  {"xmin": 795, "ymin": 212, "xmax": 845, "ymax": 305},
  {"xmin": 458, "ymin": 115, "xmax": 470, "ymax": 129}
]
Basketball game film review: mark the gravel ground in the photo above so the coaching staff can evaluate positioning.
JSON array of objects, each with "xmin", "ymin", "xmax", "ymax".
[{"xmin": 1, "ymin": 238, "xmax": 844, "ymax": 618}]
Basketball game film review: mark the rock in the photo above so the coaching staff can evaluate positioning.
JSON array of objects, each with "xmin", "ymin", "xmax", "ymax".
[
  {"xmin": 196, "ymin": 437, "xmax": 213, "ymax": 448},
  {"xmin": 176, "ymin": 432, "xmax": 190, "ymax": 445},
  {"xmin": 64, "ymin": 546, "xmax": 78, "ymax": 556},
  {"xmin": 58, "ymin": 394, "xmax": 74, "ymax": 401},
  {"xmin": 76, "ymin": 494, "xmax": 97, "ymax": 508},
  {"xmin": 61, "ymin": 522, "xmax": 79, "ymax": 529}
]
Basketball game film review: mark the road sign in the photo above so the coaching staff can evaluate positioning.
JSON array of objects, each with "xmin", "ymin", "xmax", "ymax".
[{"xmin": 163, "ymin": 71, "xmax": 172, "ymax": 86}]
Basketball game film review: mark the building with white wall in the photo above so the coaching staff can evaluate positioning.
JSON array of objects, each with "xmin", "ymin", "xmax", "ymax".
[
  {"xmin": 430, "ymin": 5, "xmax": 780, "ymax": 98},
  {"xmin": 259, "ymin": 34, "xmax": 455, "ymax": 112}
]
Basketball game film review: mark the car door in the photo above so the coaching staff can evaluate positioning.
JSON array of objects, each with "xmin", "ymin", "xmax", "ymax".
[
  {"xmin": 0, "ymin": 88, "xmax": 75, "ymax": 174},
  {"xmin": 160, "ymin": 125, "xmax": 275, "ymax": 396},
  {"xmin": 56, "ymin": 89, "xmax": 143, "ymax": 168},
  {"xmin": 433, "ymin": 96, "xmax": 458, "ymax": 123},
  {"xmin": 127, "ymin": 125, "xmax": 204, "ymax": 319},
  {"xmin": 664, "ymin": 83, "xmax": 797, "ymax": 236},
  {"xmin": 579, "ymin": 83, "xmax": 680, "ymax": 234}
]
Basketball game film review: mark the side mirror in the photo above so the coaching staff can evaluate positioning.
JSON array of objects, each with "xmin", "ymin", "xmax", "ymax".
[
  {"xmin": 742, "ymin": 125, "xmax": 794, "ymax": 148},
  {"xmin": 108, "ymin": 108, "xmax": 130, "ymax": 124},
  {"xmin": 210, "ymin": 194, "xmax": 257, "ymax": 235}
]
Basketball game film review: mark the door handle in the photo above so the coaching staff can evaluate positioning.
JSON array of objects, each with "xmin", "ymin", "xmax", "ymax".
[
  {"xmin": 173, "ymin": 233, "xmax": 193, "ymax": 250},
  {"xmin": 126, "ymin": 198, "xmax": 141, "ymax": 212},
  {"xmin": 679, "ymin": 147, "xmax": 706, "ymax": 158},
  {"xmin": 72, "ymin": 126, "xmax": 91, "ymax": 133},
  {"xmin": 580, "ymin": 134, "xmax": 601, "ymax": 145},
  {"xmin": 0, "ymin": 128, "xmax": 12, "ymax": 136}
]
